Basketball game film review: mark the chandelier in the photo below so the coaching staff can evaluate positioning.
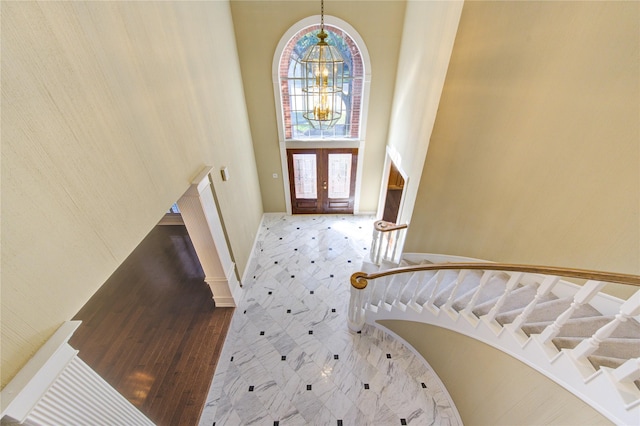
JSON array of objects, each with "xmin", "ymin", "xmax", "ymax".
[{"xmin": 300, "ymin": 0, "xmax": 345, "ymax": 130}]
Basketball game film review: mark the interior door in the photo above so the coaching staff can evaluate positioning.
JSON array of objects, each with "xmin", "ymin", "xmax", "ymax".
[{"xmin": 287, "ymin": 148, "xmax": 358, "ymax": 214}]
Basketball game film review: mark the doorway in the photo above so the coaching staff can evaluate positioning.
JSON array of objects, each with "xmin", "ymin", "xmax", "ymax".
[
  {"xmin": 382, "ymin": 161, "xmax": 405, "ymax": 223},
  {"xmin": 287, "ymin": 148, "xmax": 358, "ymax": 214}
]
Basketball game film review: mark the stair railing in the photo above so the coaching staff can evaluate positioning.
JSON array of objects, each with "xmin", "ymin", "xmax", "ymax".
[
  {"xmin": 369, "ymin": 220, "xmax": 407, "ymax": 266},
  {"xmin": 348, "ymin": 261, "xmax": 640, "ymax": 424},
  {"xmin": 349, "ymin": 262, "xmax": 640, "ymax": 332}
]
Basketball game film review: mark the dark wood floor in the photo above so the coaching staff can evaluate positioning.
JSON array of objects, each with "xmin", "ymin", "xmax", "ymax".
[{"xmin": 69, "ymin": 225, "xmax": 233, "ymax": 426}]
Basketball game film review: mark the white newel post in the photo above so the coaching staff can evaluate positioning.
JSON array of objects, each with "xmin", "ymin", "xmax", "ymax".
[
  {"xmin": 177, "ymin": 167, "xmax": 239, "ymax": 307},
  {"xmin": 1, "ymin": 321, "xmax": 154, "ymax": 426},
  {"xmin": 348, "ymin": 285, "xmax": 365, "ymax": 332}
]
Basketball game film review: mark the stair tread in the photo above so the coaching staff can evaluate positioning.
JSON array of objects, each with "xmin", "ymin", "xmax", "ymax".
[
  {"xmin": 379, "ymin": 259, "xmax": 401, "ymax": 271},
  {"xmin": 473, "ymin": 284, "xmax": 545, "ymax": 317},
  {"xmin": 522, "ymin": 316, "xmax": 640, "ymax": 338},
  {"xmin": 433, "ymin": 270, "xmax": 484, "ymax": 307},
  {"xmin": 367, "ymin": 257, "xmax": 639, "ymax": 388},
  {"xmin": 414, "ymin": 270, "xmax": 459, "ymax": 306},
  {"xmin": 586, "ymin": 355, "xmax": 640, "ymax": 391},
  {"xmin": 552, "ymin": 336, "xmax": 640, "ymax": 359},
  {"xmin": 587, "ymin": 354, "xmax": 628, "ymax": 370},
  {"xmin": 398, "ymin": 270, "xmax": 438, "ymax": 305},
  {"xmin": 452, "ymin": 272, "xmax": 510, "ymax": 312},
  {"xmin": 496, "ymin": 297, "xmax": 600, "ymax": 326},
  {"xmin": 400, "ymin": 258, "xmax": 433, "ymax": 266}
]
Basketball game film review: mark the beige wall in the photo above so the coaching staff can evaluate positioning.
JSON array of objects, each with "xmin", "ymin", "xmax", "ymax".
[
  {"xmin": 385, "ymin": 0, "xmax": 463, "ymax": 225},
  {"xmin": 380, "ymin": 320, "xmax": 612, "ymax": 425},
  {"xmin": 230, "ymin": 0, "xmax": 406, "ymax": 213},
  {"xmin": 1, "ymin": 1, "xmax": 262, "ymax": 387},
  {"xmin": 404, "ymin": 1, "xmax": 640, "ymax": 276}
]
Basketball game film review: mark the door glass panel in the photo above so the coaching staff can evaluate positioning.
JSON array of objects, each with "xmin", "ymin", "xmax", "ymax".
[
  {"xmin": 292, "ymin": 153, "xmax": 317, "ymax": 199},
  {"xmin": 327, "ymin": 153, "xmax": 352, "ymax": 199}
]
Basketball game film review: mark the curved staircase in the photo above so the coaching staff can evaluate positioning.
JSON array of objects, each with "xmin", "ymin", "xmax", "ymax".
[{"xmin": 348, "ymin": 240, "xmax": 640, "ymax": 425}]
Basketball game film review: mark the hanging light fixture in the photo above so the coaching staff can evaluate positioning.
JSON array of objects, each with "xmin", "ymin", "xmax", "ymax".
[{"xmin": 300, "ymin": 0, "xmax": 345, "ymax": 130}]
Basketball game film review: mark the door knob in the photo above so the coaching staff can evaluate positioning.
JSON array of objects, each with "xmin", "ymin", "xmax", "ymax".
[{"xmin": 323, "ymin": 181, "xmax": 327, "ymax": 190}]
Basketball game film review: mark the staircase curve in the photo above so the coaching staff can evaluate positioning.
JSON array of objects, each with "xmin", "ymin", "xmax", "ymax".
[{"xmin": 347, "ymin": 221, "xmax": 640, "ymax": 425}]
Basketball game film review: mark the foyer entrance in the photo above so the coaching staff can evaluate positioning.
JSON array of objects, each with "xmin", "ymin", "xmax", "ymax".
[{"xmin": 287, "ymin": 148, "xmax": 358, "ymax": 214}]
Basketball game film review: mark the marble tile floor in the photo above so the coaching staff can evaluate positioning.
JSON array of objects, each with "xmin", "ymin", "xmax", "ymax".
[{"xmin": 199, "ymin": 214, "xmax": 460, "ymax": 426}]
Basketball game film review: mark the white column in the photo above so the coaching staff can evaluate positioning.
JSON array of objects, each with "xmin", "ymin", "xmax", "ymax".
[{"xmin": 177, "ymin": 167, "xmax": 238, "ymax": 307}]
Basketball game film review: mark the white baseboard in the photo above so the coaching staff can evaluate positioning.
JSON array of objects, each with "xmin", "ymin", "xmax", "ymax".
[
  {"xmin": 241, "ymin": 214, "xmax": 267, "ymax": 286},
  {"xmin": 157, "ymin": 214, "xmax": 184, "ymax": 226},
  {"xmin": 213, "ymin": 297, "xmax": 236, "ymax": 308}
]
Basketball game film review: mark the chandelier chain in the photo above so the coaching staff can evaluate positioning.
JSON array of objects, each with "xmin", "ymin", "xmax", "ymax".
[{"xmin": 321, "ymin": 0, "xmax": 324, "ymax": 31}]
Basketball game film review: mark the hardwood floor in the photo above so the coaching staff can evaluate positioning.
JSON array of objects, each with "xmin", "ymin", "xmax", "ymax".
[{"xmin": 69, "ymin": 225, "xmax": 233, "ymax": 426}]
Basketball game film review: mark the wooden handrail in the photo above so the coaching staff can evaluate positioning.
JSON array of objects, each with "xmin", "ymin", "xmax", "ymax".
[
  {"xmin": 350, "ymin": 262, "xmax": 640, "ymax": 290},
  {"xmin": 374, "ymin": 220, "xmax": 408, "ymax": 233}
]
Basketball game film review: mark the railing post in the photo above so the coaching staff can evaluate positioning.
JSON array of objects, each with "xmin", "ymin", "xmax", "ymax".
[
  {"xmin": 348, "ymin": 273, "xmax": 369, "ymax": 332},
  {"xmin": 370, "ymin": 220, "xmax": 408, "ymax": 266}
]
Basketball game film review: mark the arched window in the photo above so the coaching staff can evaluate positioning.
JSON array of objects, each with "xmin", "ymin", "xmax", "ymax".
[{"xmin": 278, "ymin": 23, "xmax": 365, "ymax": 140}]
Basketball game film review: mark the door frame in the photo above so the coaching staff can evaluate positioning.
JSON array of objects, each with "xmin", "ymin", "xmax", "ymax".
[
  {"xmin": 280, "ymin": 140, "xmax": 364, "ymax": 215},
  {"xmin": 376, "ymin": 150, "xmax": 409, "ymax": 224},
  {"xmin": 287, "ymin": 148, "xmax": 358, "ymax": 214}
]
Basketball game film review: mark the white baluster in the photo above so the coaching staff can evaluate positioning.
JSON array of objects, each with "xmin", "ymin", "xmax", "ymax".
[
  {"xmin": 364, "ymin": 278, "xmax": 377, "ymax": 309},
  {"xmin": 383, "ymin": 232, "xmax": 392, "ymax": 263},
  {"xmin": 571, "ymin": 289, "xmax": 640, "ymax": 361},
  {"xmin": 442, "ymin": 270, "xmax": 469, "ymax": 311},
  {"xmin": 462, "ymin": 271, "xmax": 494, "ymax": 316},
  {"xmin": 425, "ymin": 270, "xmax": 447, "ymax": 308},
  {"xmin": 509, "ymin": 275, "xmax": 559, "ymax": 331},
  {"xmin": 412, "ymin": 271, "xmax": 440, "ymax": 307},
  {"xmin": 485, "ymin": 272, "xmax": 523, "ymax": 322},
  {"xmin": 381, "ymin": 274, "xmax": 400, "ymax": 309},
  {"xmin": 400, "ymin": 269, "xmax": 424, "ymax": 304},
  {"xmin": 389, "ymin": 229, "xmax": 399, "ymax": 264},
  {"xmin": 539, "ymin": 280, "xmax": 606, "ymax": 343},
  {"xmin": 370, "ymin": 228, "xmax": 380, "ymax": 264}
]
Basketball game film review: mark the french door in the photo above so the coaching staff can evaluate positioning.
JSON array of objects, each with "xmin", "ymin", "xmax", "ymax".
[{"xmin": 287, "ymin": 148, "xmax": 358, "ymax": 214}]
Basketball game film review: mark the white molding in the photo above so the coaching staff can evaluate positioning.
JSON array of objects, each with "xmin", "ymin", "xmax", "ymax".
[
  {"xmin": 376, "ymin": 149, "xmax": 410, "ymax": 222},
  {"xmin": 226, "ymin": 261, "xmax": 241, "ymax": 306},
  {"xmin": 241, "ymin": 214, "xmax": 266, "ymax": 286},
  {"xmin": 179, "ymin": 166, "xmax": 239, "ymax": 306},
  {"xmin": 211, "ymin": 296, "xmax": 236, "ymax": 308},
  {"xmin": 362, "ymin": 252, "xmax": 639, "ymax": 425},
  {"xmin": 368, "ymin": 304, "xmax": 637, "ymax": 425},
  {"xmin": 1, "ymin": 321, "xmax": 153, "ymax": 425},
  {"xmin": 157, "ymin": 214, "xmax": 184, "ymax": 226},
  {"xmin": 1, "ymin": 321, "xmax": 81, "ymax": 419}
]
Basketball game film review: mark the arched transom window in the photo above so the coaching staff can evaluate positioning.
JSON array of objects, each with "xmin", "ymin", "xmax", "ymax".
[{"xmin": 279, "ymin": 24, "xmax": 364, "ymax": 140}]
